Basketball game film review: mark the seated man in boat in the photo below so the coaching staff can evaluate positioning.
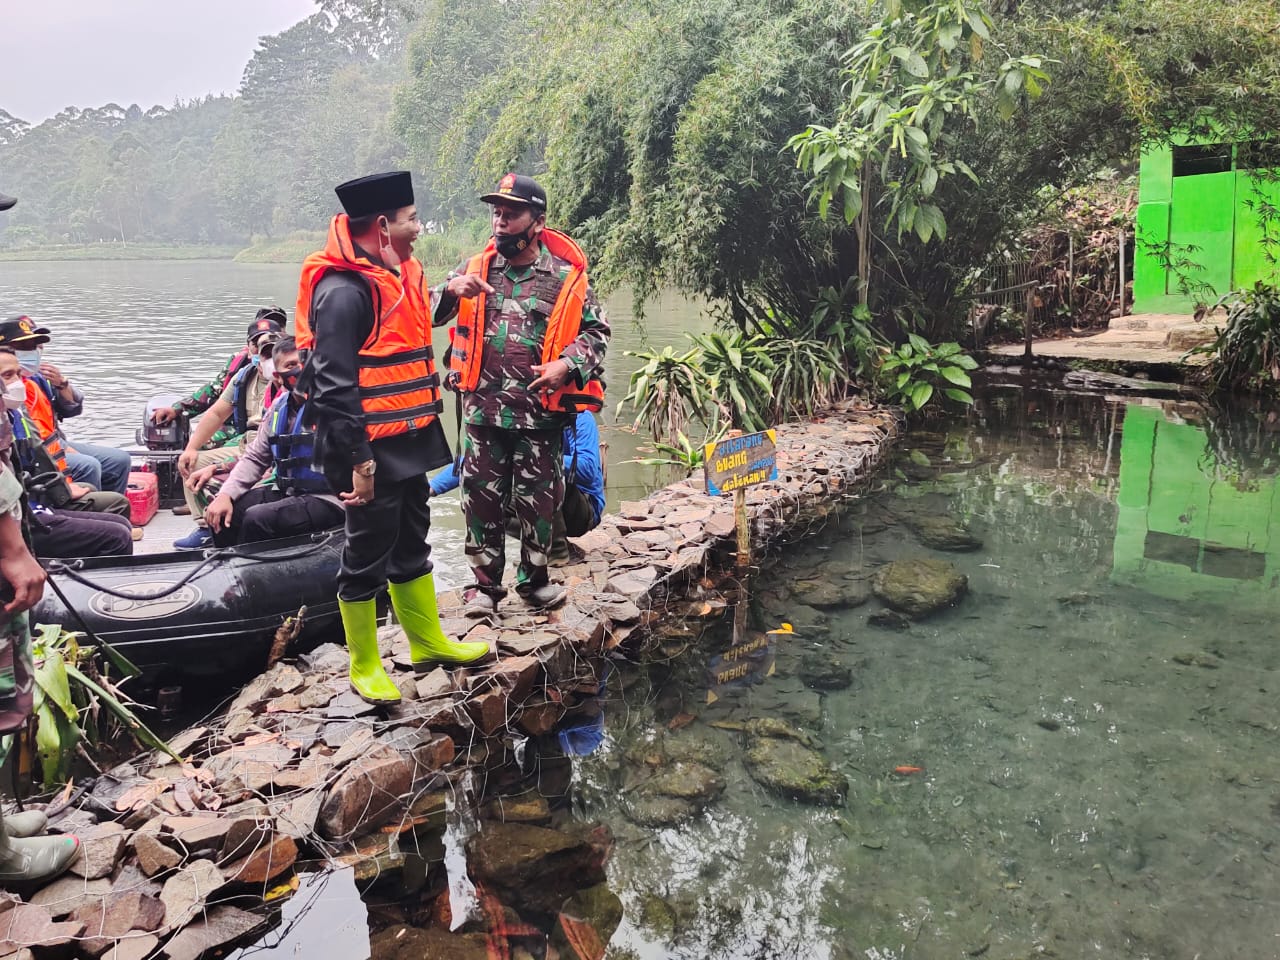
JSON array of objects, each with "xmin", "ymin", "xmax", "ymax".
[
  {"xmin": 173, "ymin": 329, "xmax": 286, "ymax": 549},
  {"xmin": 429, "ymin": 410, "xmax": 606, "ymax": 562},
  {"xmin": 0, "ymin": 317, "xmax": 132, "ymax": 495},
  {"xmin": 151, "ymin": 308, "xmax": 286, "ymax": 449},
  {"xmin": 0, "ymin": 350, "xmax": 135, "ymax": 558},
  {"xmin": 193, "ymin": 337, "xmax": 344, "ymax": 546}
]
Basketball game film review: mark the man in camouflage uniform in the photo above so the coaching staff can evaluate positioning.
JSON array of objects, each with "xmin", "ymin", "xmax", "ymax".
[
  {"xmin": 0, "ymin": 257, "xmax": 82, "ymax": 883},
  {"xmin": 435, "ymin": 174, "xmax": 609, "ymax": 616},
  {"xmin": 153, "ymin": 308, "xmax": 286, "ymax": 450}
]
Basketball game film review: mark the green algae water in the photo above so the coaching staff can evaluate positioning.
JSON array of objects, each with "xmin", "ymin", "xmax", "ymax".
[{"xmin": 570, "ymin": 387, "xmax": 1280, "ymax": 960}]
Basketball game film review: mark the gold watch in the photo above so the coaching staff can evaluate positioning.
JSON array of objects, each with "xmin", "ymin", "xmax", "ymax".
[{"xmin": 353, "ymin": 459, "xmax": 377, "ymax": 478}]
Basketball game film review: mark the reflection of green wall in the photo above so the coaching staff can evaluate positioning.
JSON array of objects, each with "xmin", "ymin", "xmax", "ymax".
[
  {"xmin": 1113, "ymin": 404, "xmax": 1280, "ymax": 606},
  {"xmin": 1133, "ymin": 139, "xmax": 1280, "ymax": 314}
]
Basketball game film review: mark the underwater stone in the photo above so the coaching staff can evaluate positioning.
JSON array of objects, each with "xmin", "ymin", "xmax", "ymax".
[
  {"xmin": 873, "ymin": 557, "xmax": 967, "ymax": 617},
  {"xmin": 743, "ymin": 735, "xmax": 848, "ymax": 805},
  {"xmin": 905, "ymin": 514, "xmax": 983, "ymax": 551}
]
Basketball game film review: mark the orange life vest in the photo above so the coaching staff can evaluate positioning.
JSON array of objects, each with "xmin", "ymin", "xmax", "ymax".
[
  {"xmin": 448, "ymin": 228, "xmax": 605, "ymax": 414},
  {"xmin": 295, "ymin": 215, "xmax": 443, "ymax": 442},
  {"xmin": 22, "ymin": 379, "xmax": 69, "ymax": 473}
]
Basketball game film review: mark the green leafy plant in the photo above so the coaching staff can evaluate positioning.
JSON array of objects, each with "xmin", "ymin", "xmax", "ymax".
[
  {"xmin": 1190, "ymin": 282, "xmax": 1280, "ymax": 393},
  {"xmin": 625, "ymin": 424, "xmax": 730, "ymax": 476},
  {"xmin": 28, "ymin": 624, "xmax": 179, "ymax": 789},
  {"xmin": 617, "ymin": 344, "xmax": 717, "ymax": 443},
  {"xmin": 766, "ymin": 336, "xmax": 852, "ymax": 420},
  {"xmin": 688, "ymin": 331, "xmax": 776, "ymax": 432},
  {"xmin": 788, "ymin": 0, "xmax": 1052, "ymax": 306},
  {"xmin": 878, "ymin": 334, "xmax": 978, "ymax": 413}
]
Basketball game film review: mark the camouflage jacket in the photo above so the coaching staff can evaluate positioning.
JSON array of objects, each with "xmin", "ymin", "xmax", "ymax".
[{"xmin": 435, "ymin": 242, "xmax": 610, "ymax": 431}]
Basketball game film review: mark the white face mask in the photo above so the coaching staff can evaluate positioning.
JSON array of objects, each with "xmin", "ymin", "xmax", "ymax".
[
  {"xmin": 3, "ymin": 380, "xmax": 26, "ymax": 411},
  {"xmin": 260, "ymin": 358, "xmax": 276, "ymax": 380}
]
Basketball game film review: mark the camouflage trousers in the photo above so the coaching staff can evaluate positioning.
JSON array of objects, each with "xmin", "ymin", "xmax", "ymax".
[
  {"xmin": 0, "ymin": 611, "xmax": 33, "ymax": 769},
  {"xmin": 461, "ymin": 425, "xmax": 563, "ymax": 600}
]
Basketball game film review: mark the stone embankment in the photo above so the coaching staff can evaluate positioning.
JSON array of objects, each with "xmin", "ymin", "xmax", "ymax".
[{"xmin": 0, "ymin": 398, "xmax": 898, "ymax": 959}]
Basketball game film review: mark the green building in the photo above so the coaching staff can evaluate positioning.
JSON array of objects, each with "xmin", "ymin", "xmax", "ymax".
[
  {"xmin": 1112, "ymin": 403, "xmax": 1279, "ymax": 610},
  {"xmin": 1132, "ymin": 138, "xmax": 1280, "ymax": 314}
]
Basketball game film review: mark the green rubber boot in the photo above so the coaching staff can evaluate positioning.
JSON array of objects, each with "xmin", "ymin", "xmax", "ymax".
[
  {"xmin": 338, "ymin": 597, "xmax": 401, "ymax": 705},
  {"xmin": 0, "ymin": 809, "xmax": 80, "ymax": 888},
  {"xmin": 387, "ymin": 573, "xmax": 493, "ymax": 673}
]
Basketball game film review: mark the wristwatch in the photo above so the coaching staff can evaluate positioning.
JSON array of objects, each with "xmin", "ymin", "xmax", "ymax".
[{"xmin": 353, "ymin": 459, "xmax": 377, "ymax": 478}]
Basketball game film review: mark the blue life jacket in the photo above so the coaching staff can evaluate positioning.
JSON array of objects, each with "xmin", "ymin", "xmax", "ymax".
[{"xmin": 265, "ymin": 395, "xmax": 330, "ymax": 495}]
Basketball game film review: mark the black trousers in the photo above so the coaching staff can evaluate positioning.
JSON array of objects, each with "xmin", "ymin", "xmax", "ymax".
[
  {"xmin": 339, "ymin": 472, "xmax": 433, "ymax": 602},
  {"xmin": 32, "ymin": 509, "xmax": 133, "ymax": 559},
  {"xmin": 210, "ymin": 486, "xmax": 346, "ymax": 548}
]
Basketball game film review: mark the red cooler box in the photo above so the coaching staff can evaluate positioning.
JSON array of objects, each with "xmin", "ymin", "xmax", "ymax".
[{"xmin": 126, "ymin": 471, "xmax": 159, "ymax": 526}]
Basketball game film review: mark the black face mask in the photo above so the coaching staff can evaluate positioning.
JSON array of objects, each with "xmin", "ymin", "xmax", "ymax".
[
  {"xmin": 280, "ymin": 369, "xmax": 302, "ymax": 393},
  {"xmin": 494, "ymin": 225, "xmax": 536, "ymax": 260}
]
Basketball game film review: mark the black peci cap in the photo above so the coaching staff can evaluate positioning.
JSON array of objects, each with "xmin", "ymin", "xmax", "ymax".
[
  {"xmin": 480, "ymin": 173, "xmax": 547, "ymax": 211},
  {"xmin": 335, "ymin": 171, "xmax": 415, "ymax": 219}
]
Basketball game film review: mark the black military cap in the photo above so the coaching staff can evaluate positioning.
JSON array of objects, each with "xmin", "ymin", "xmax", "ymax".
[
  {"xmin": 480, "ymin": 173, "xmax": 547, "ymax": 211},
  {"xmin": 0, "ymin": 316, "xmax": 51, "ymax": 348}
]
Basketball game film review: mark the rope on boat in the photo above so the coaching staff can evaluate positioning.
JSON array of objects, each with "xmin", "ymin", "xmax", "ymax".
[{"xmin": 43, "ymin": 529, "xmax": 341, "ymax": 602}]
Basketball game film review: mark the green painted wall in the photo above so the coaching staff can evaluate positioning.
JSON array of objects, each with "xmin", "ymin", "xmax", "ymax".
[
  {"xmin": 1133, "ymin": 139, "xmax": 1280, "ymax": 314},
  {"xmin": 1112, "ymin": 404, "xmax": 1279, "ymax": 609}
]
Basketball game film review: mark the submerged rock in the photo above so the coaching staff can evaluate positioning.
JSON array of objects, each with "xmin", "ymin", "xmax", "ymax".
[
  {"xmin": 868, "ymin": 609, "xmax": 911, "ymax": 630},
  {"xmin": 624, "ymin": 761, "xmax": 726, "ymax": 827},
  {"xmin": 799, "ymin": 654, "xmax": 853, "ymax": 691},
  {"xmin": 467, "ymin": 822, "xmax": 610, "ymax": 915},
  {"xmin": 905, "ymin": 514, "xmax": 983, "ymax": 552},
  {"xmin": 789, "ymin": 578, "xmax": 871, "ymax": 610},
  {"xmin": 743, "ymin": 735, "xmax": 848, "ymax": 806},
  {"xmin": 873, "ymin": 558, "xmax": 967, "ymax": 617}
]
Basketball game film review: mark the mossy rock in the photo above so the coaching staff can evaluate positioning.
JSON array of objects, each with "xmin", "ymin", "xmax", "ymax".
[
  {"xmin": 743, "ymin": 736, "xmax": 848, "ymax": 805},
  {"xmin": 873, "ymin": 557, "xmax": 968, "ymax": 618},
  {"xmin": 905, "ymin": 514, "xmax": 983, "ymax": 552}
]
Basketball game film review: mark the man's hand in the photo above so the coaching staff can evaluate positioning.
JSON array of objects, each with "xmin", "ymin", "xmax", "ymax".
[
  {"xmin": 178, "ymin": 448, "xmax": 199, "ymax": 477},
  {"xmin": 529, "ymin": 358, "xmax": 574, "ymax": 393},
  {"xmin": 38, "ymin": 361, "xmax": 69, "ymax": 390},
  {"xmin": 340, "ymin": 471, "xmax": 375, "ymax": 507},
  {"xmin": 185, "ymin": 463, "xmax": 219, "ymax": 492},
  {"xmin": 446, "ymin": 274, "xmax": 495, "ymax": 299},
  {"xmin": 68, "ymin": 481, "xmax": 92, "ymax": 500},
  {"xmin": 204, "ymin": 493, "xmax": 235, "ymax": 532},
  {"xmin": 152, "ymin": 406, "xmax": 178, "ymax": 425},
  {"xmin": 0, "ymin": 544, "xmax": 45, "ymax": 614}
]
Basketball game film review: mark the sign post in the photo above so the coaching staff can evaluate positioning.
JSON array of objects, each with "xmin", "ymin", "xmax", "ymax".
[
  {"xmin": 705, "ymin": 428, "xmax": 778, "ymax": 645},
  {"xmin": 704, "ymin": 428, "xmax": 778, "ymax": 571}
]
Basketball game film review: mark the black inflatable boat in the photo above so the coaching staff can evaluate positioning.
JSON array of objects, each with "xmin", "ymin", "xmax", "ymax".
[{"xmin": 34, "ymin": 529, "xmax": 345, "ymax": 686}]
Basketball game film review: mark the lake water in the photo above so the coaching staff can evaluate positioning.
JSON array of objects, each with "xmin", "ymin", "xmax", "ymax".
[
  {"xmin": 0, "ymin": 259, "xmax": 705, "ymax": 578},
  {"xmin": 5, "ymin": 261, "xmax": 1279, "ymax": 958}
]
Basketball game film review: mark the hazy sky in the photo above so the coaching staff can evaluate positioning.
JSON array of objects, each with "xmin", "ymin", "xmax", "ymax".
[{"xmin": 0, "ymin": 0, "xmax": 319, "ymax": 123}]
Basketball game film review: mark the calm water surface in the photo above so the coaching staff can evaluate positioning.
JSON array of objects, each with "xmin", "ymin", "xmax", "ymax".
[{"xmin": 5, "ymin": 262, "xmax": 1279, "ymax": 958}]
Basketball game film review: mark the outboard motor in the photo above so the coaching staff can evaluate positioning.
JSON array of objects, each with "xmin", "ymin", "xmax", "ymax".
[{"xmin": 135, "ymin": 394, "xmax": 189, "ymax": 501}]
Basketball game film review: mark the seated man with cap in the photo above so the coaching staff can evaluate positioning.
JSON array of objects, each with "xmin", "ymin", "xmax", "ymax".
[
  {"xmin": 172, "ymin": 328, "xmax": 285, "ymax": 548},
  {"xmin": 153, "ymin": 308, "xmax": 287, "ymax": 454},
  {"xmin": 191, "ymin": 337, "xmax": 345, "ymax": 546},
  {"xmin": 0, "ymin": 317, "xmax": 132, "ymax": 495}
]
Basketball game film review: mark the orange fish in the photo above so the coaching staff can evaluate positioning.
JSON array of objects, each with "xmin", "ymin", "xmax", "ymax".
[{"xmin": 893, "ymin": 765, "xmax": 925, "ymax": 776}]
